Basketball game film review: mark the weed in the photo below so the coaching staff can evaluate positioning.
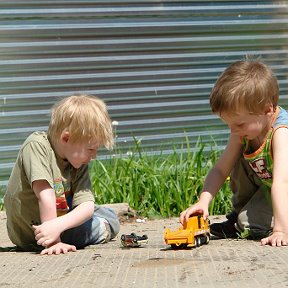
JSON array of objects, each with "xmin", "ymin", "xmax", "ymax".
[{"xmin": 90, "ymin": 138, "xmax": 232, "ymax": 218}]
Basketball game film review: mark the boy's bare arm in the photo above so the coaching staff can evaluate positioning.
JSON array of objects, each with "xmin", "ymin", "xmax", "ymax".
[
  {"xmin": 33, "ymin": 179, "xmax": 58, "ymax": 222},
  {"xmin": 205, "ymin": 134, "xmax": 241, "ymax": 191},
  {"xmin": 180, "ymin": 134, "xmax": 242, "ymax": 223},
  {"xmin": 32, "ymin": 179, "xmax": 94, "ymax": 250},
  {"xmin": 32, "ymin": 180, "xmax": 64, "ymax": 247},
  {"xmin": 261, "ymin": 128, "xmax": 288, "ymax": 246}
]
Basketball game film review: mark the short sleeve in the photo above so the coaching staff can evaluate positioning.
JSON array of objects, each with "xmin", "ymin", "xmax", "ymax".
[{"xmin": 21, "ymin": 141, "xmax": 54, "ymax": 188}]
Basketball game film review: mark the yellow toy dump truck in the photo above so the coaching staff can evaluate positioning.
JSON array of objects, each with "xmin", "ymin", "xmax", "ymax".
[{"xmin": 164, "ymin": 214, "xmax": 210, "ymax": 249}]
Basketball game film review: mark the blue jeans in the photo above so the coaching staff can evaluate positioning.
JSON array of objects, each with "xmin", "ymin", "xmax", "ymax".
[{"xmin": 61, "ymin": 205, "xmax": 120, "ymax": 249}]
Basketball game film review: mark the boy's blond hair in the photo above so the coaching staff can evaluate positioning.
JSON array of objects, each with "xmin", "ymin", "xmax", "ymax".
[
  {"xmin": 210, "ymin": 60, "xmax": 279, "ymax": 115},
  {"xmin": 48, "ymin": 94, "xmax": 114, "ymax": 149}
]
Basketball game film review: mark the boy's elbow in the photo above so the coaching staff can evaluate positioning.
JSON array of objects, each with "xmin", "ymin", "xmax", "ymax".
[
  {"xmin": 77, "ymin": 201, "xmax": 95, "ymax": 218},
  {"xmin": 86, "ymin": 201, "xmax": 95, "ymax": 217}
]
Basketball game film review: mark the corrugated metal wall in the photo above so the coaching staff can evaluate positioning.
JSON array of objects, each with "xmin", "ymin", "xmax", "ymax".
[{"xmin": 1, "ymin": 1, "xmax": 288, "ymax": 187}]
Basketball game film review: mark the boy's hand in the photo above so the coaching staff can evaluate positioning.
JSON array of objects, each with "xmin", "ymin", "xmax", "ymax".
[
  {"xmin": 261, "ymin": 231, "xmax": 288, "ymax": 247},
  {"xmin": 40, "ymin": 242, "xmax": 77, "ymax": 255},
  {"xmin": 180, "ymin": 202, "xmax": 209, "ymax": 224},
  {"xmin": 32, "ymin": 218, "xmax": 62, "ymax": 247}
]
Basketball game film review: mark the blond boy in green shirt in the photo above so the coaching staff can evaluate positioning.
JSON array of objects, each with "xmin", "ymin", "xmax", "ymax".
[{"xmin": 4, "ymin": 94, "xmax": 120, "ymax": 255}]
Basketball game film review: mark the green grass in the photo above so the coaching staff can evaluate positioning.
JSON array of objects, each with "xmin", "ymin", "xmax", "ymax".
[
  {"xmin": 0, "ymin": 187, "xmax": 4, "ymax": 210},
  {"xmin": 0, "ymin": 139, "xmax": 232, "ymax": 217},
  {"xmin": 90, "ymin": 138, "xmax": 232, "ymax": 218}
]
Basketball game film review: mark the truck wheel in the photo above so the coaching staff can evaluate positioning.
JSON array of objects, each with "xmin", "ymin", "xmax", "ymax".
[
  {"xmin": 205, "ymin": 234, "xmax": 210, "ymax": 244},
  {"xmin": 195, "ymin": 237, "xmax": 201, "ymax": 247}
]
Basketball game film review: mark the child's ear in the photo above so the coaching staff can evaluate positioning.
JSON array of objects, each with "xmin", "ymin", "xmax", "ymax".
[
  {"xmin": 264, "ymin": 103, "xmax": 274, "ymax": 115},
  {"xmin": 61, "ymin": 131, "xmax": 70, "ymax": 143}
]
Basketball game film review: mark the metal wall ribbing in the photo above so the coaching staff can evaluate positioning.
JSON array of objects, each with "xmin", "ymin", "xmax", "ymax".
[{"xmin": 1, "ymin": 1, "xmax": 288, "ymax": 186}]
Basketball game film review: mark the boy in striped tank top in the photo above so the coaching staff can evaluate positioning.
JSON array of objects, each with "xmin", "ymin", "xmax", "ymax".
[{"xmin": 180, "ymin": 59, "xmax": 288, "ymax": 247}]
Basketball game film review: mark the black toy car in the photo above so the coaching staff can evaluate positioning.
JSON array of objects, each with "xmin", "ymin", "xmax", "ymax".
[{"xmin": 121, "ymin": 233, "xmax": 148, "ymax": 247}]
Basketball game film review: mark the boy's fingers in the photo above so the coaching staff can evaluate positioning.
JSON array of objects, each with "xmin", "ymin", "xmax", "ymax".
[
  {"xmin": 203, "ymin": 212, "xmax": 209, "ymax": 220},
  {"xmin": 40, "ymin": 249, "xmax": 48, "ymax": 255},
  {"xmin": 260, "ymin": 238, "xmax": 268, "ymax": 245},
  {"xmin": 179, "ymin": 210, "xmax": 187, "ymax": 224},
  {"xmin": 36, "ymin": 236, "xmax": 47, "ymax": 246},
  {"xmin": 37, "ymin": 239, "xmax": 43, "ymax": 246},
  {"xmin": 44, "ymin": 239, "xmax": 54, "ymax": 247},
  {"xmin": 40, "ymin": 244, "xmax": 77, "ymax": 255},
  {"xmin": 32, "ymin": 225, "xmax": 38, "ymax": 231},
  {"xmin": 67, "ymin": 245, "xmax": 77, "ymax": 253},
  {"xmin": 34, "ymin": 231, "xmax": 44, "ymax": 241},
  {"xmin": 32, "ymin": 225, "xmax": 42, "ymax": 236}
]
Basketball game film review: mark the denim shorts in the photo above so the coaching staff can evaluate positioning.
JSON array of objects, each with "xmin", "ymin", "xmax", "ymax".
[{"xmin": 61, "ymin": 205, "xmax": 120, "ymax": 249}]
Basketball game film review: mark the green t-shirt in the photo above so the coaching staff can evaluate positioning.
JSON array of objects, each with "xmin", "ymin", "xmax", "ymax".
[{"xmin": 4, "ymin": 131, "xmax": 95, "ymax": 248}]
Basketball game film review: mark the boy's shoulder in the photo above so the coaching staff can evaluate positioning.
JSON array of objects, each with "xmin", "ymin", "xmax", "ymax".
[
  {"xmin": 21, "ymin": 131, "xmax": 53, "ymax": 157},
  {"xmin": 23, "ymin": 131, "xmax": 50, "ymax": 147}
]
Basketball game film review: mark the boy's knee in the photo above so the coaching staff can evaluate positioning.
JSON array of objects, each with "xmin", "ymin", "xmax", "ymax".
[
  {"xmin": 105, "ymin": 209, "xmax": 120, "ymax": 239},
  {"xmin": 94, "ymin": 206, "xmax": 120, "ymax": 238},
  {"xmin": 237, "ymin": 210, "xmax": 272, "ymax": 239}
]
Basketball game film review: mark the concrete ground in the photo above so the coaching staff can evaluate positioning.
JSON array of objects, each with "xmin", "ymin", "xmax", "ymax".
[{"xmin": 0, "ymin": 211, "xmax": 288, "ymax": 288}]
